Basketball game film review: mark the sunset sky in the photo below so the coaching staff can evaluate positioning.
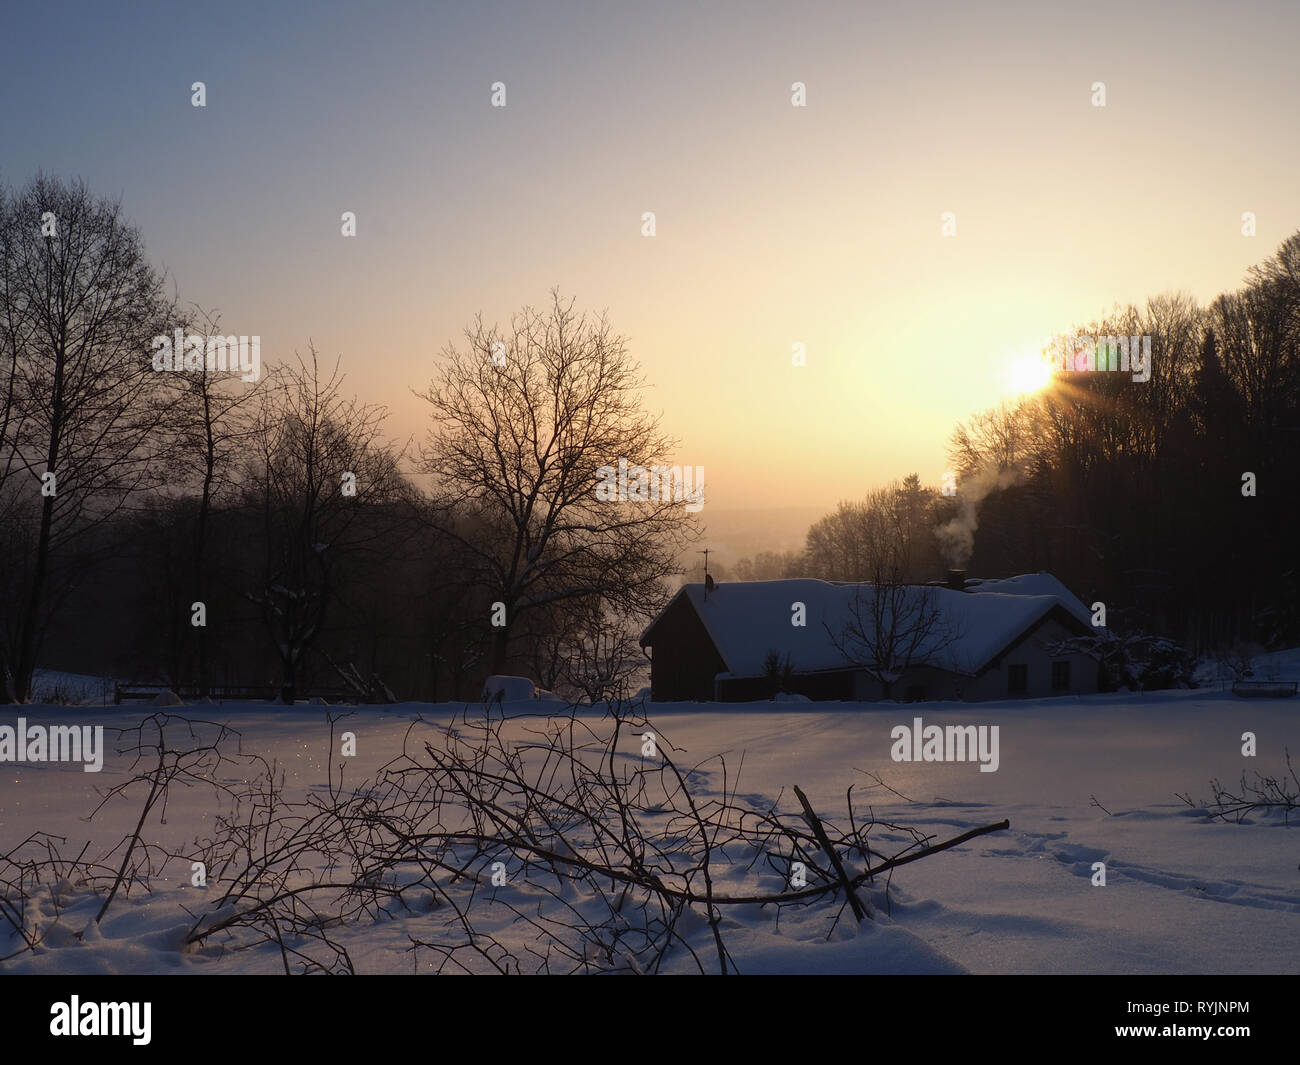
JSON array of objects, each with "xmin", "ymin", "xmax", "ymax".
[{"xmin": 3, "ymin": 0, "xmax": 1297, "ymax": 510}]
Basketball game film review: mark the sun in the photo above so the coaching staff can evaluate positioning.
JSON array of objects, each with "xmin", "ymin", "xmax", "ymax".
[{"xmin": 1005, "ymin": 352, "xmax": 1054, "ymax": 396}]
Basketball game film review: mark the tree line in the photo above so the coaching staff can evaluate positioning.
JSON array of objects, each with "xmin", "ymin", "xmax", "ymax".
[{"xmin": 0, "ymin": 175, "xmax": 693, "ymax": 703}]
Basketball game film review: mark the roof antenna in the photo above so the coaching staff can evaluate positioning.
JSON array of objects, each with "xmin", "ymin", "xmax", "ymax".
[{"xmin": 699, "ymin": 548, "xmax": 714, "ymax": 598}]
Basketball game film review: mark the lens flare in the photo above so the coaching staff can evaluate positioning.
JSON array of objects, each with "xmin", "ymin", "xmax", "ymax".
[{"xmin": 1006, "ymin": 353, "xmax": 1054, "ymax": 395}]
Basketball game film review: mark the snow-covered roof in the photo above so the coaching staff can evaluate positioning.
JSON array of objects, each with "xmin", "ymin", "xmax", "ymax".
[
  {"xmin": 641, "ymin": 573, "xmax": 1093, "ymax": 678},
  {"xmin": 964, "ymin": 573, "xmax": 1095, "ymax": 629}
]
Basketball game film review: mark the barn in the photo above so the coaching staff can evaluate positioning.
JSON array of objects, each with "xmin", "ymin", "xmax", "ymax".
[{"xmin": 639, "ymin": 572, "xmax": 1101, "ymax": 702}]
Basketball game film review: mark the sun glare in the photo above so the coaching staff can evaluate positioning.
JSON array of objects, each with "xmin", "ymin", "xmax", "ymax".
[{"xmin": 1006, "ymin": 353, "xmax": 1054, "ymax": 396}]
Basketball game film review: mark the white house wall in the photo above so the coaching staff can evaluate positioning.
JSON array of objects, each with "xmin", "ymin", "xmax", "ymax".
[
  {"xmin": 957, "ymin": 616, "xmax": 1097, "ymax": 701},
  {"xmin": 851, "ymin": 616, "xmax": 1099, "ymax": 702}
]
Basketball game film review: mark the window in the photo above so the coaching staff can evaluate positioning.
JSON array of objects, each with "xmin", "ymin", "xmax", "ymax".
[
  {"xmin": 1007, "ymin": 664, "xmax": 1028, "ymax": 695},
  {"xmin": 1051, "ymin": 661, "xmax": 1071, "ymax": 692}
]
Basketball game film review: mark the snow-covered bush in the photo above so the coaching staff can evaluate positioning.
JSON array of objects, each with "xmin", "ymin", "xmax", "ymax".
[
  {"xmin": 481, "ymin": 675, "xmax": 537, "ymax": 702},
  {"xmin": 1051, "ymin": 631, "xmax": 1196, "ymax": 692},
  {"xmin": 1212, "ymin": 642, "xmax": 1265, "ymax": 682}
]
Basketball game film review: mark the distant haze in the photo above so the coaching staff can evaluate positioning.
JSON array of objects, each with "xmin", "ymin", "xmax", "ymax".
[{"xmin": 693, "ymin": 506, "xmax": 827, "ymax": 572}]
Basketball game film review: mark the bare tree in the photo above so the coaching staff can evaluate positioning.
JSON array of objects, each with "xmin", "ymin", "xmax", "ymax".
[
  {"xmin": 418, "ymin": 291, "xmax": 695, "ymax": 674},
  {"xmin": 826, "ymin": 558, "xmax": 962, "ymax": 700},
  {"xmin": 0, "ymin": 175, "xmax": 171, "ymax": 701},
  {"xmin": 948, "ymin": 402, "xmax": 1035, "ymax": 482},
  {"xmin": 546, "ymin": 599, "xmax": 645, "ymax": 702},
  {"xmin": 159, "ymin": 305, "xmax": 276, "ymax": 695},
  {"xmin": 242, "ymin": 347, "xmax": 411, "ymax": 703},
  {"xmin": 802, "ymin": 476, "xmax": 940, "ymax": 583},
  {"xmin": 802, "ymin": 499, "xmax": 871, "ymax": 580}
]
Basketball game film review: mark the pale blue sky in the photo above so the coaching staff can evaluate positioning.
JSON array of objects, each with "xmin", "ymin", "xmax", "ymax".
[{"xmin": 3, "ymin": 0, "xmax": 1297, "ymax": 507}]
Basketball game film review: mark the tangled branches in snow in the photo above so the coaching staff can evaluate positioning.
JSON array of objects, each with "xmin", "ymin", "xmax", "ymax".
[
  {"xmin": 1179, "ymin": 748, "xmax": 1300, "ymax": 825},
  {"xmin": 0, "ymin": 713, "xmax": 245, "ymax": 961},
  {"xmin": 2, "ymin": 705, "xmax": 1008, "ymax": 974}
]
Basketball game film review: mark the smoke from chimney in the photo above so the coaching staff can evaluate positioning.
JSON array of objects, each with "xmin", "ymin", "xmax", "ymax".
[{"xmin": 935, "ymin": 464, "xmax": 1022, "ymax": 569}]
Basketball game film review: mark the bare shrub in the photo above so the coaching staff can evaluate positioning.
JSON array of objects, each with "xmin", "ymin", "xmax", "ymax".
[{"xmin": 2, "ymin": 706, "xmax": 1008, "ymax": 974}]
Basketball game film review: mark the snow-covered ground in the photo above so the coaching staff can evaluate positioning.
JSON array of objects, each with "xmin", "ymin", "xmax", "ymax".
[
  {"xmin": 2, "ymin": 684, "xmax": 1297, "ymax": 974},
  {"xmin": 1194, "ymin": 646, "xmax": 1300, "ymax": 687},
  {"xmin": 28, "ymin": 669, "xmax": 116, "ymax": 706}
]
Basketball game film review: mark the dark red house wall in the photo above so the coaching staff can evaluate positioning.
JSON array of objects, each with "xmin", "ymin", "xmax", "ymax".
[{"xmin": 643, "ymin": 595, "xmax": 728, "ymax": 701}]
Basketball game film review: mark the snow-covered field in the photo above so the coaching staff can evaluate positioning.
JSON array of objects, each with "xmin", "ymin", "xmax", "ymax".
[{"xmin": 2, "ymin": 678, "xmax": 1297, "ymax": 974}]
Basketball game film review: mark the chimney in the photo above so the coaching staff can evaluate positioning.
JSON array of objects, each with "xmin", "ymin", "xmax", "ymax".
[{"xmin": 945, "ymin": 569, "xmax": 967, "ymax": 591}]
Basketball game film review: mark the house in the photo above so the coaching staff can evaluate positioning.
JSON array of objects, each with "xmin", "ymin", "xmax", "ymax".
[{"xmin": 638, "ymin": 572, "xmax": 1101, "ymax": 702}]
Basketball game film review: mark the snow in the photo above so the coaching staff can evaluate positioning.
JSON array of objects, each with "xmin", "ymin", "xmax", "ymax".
[
  {"xmin": 964, "ymin": 572, "xmax": 1096, "ymax": 628},
  {"xmin": 653, "ymin": 573, "xmax": 1093, "ymax": 677},
  {"xmin": 2, "ymin": 683, "xmax": 1296, "ymax": 974},
  {"xmin": 1195, "ymin": 645, "xmax": 1300, "ymax": 688},
  {"xmin": 481, "ymin": 675, "xmax": 538, "ymax": 702},
  {"xmin": 30, "ymin": 670, "xmax": 115, "ymax": 705}
]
